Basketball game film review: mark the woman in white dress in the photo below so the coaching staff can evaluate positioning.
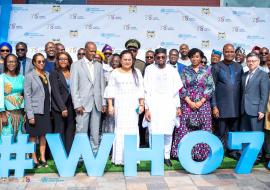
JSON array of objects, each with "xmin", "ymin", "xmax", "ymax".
[{"xmin": 105, "ymin": 50, "xmax": 144, "ymax": 165}]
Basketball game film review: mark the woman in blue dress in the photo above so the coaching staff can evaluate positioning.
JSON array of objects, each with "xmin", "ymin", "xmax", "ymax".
[{"xmin": 0, "ymin": 54, "xmax": 24, "ymax": 143}]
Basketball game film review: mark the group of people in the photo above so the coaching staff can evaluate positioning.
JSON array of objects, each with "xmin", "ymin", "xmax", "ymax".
[{"xmin": 0, "ymin": 39, "xmax": 270, "ymax": 169}]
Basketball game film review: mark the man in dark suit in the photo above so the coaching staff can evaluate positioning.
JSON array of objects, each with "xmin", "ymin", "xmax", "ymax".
[
  {"xmin": 125, "ymin": 39, "xmax": 145, "ymax": 74},
  {"xmin": 167, "ymin": 49, "xmax": 186, "ymax": 75},
  {"xmin": 15, "ymin": 42, "xmax": 33, "ymax": 75},
  {"xmin": 212, "ymin": 44, "xmax": 243, "ymax": 159},
  {"xmin": 44, "ymin": 42, "xmax": 56, "ymax": 73},
  {"xmin": 240, "ymin": 52, "xmax": 269, "ymax": 162}
]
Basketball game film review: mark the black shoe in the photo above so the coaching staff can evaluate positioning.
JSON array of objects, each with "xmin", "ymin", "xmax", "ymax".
[
  {"xmin": 164, "ymin": 159, "xmax": 172, "ymax": 167},
  {"xmin": 33, "ymin": 162, "xmax": 39, "ymax": 169},
  {"xmin": 254, "ymin": 158, "xmax": 261, "ymax": 165},
  {"xmin": 171, "ymin": 157, "xmax": 179, "ymax": 161},
  {"xmin": 226, "ymin": 152, "xmax": 240, "ymax": 160},
  {"xmin": 40, "ymin": 161, "xmax": 48, "ymax": 168},
  {"xmin": 78, "ymin": 160, "xmax": 84, "ymax": 168}
]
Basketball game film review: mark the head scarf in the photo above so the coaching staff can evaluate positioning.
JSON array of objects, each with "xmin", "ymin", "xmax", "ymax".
[
  {"xmin": 212, "ymin": 49, "xmax": 222, "ymax": 56},
  {"xmin": 235, "ymin": 47, "xmax": 246, "ymax": 55},
  {"xmin": 0, "ymin": 42, "xmax": 12, "ymax": 53},
  {"xmin": 102, "ymin": 44, "xmax": 113, "ymax": 53},
  {"xmin": 96, "ymin": 50, "xmax": 105, "ymax": 62},
  {"xmin": 252, "ymin": 46, "xmax": 261, "ymax": 51}
]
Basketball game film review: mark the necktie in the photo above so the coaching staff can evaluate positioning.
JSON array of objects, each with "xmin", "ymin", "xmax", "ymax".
[{"xmin": 246, "ymin": 72, "xmax": 253, "ymax": 86}]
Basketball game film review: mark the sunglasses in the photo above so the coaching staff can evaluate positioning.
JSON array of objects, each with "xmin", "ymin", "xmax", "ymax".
[
  {"xmin": 1, "ymin": 49, "xmax": 10, "ymax": 53},
  {"xmin": 145, "ymin": 56, "xmax": 154, "ymax": 59},
  {"xmin": 37, "ymin": 60, "xmax": 45, "ymax": 64},
  {"xmin": 77, "ymin": 53, "xmax": 85, "ymax": 56},
  {"xmin": 16, "ymin": 48, "xmax": 26, "ymax": 52},
  {"xmin": 104, "ymin": 52, "xmax": 112, "ymax": 56}
]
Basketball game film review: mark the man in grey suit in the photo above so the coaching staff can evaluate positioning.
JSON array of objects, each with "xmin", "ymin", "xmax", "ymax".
[
  {"xmin": 15, "ymin": 42, "xmax": 33, "ymax": 75},
  {"xmin": 241, "ymin": 52, "xmax": 269, "ymax": 132},
  {"xmin": 70, "ymin": 41, "xmax": 106, "ymax": 154},
  {"xmin": 240, "ymin": 52, "xmax": 269, "ymax": 163}
]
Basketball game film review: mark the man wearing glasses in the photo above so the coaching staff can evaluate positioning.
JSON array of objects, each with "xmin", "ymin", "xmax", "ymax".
[
  {"xmin": 143, "ymin": 50, "xmax": 155, "ymax": 75},
  {"xmin": 259, "ymin": 47, "xmax": 270, "ymax": 73},
  {"xmin": 167, "ymin": 49, "xmax": 185, "ymax": 75},
  {"xmin": 240, "ymin": 52, "xmax": 269, "ymax": 164},
  {"xmin": 125, "ymin": 39, "xmax": 145, "ymax": 74},
  {"xmin": 15, "ymin": 42, "xmax": 33, "ymax": 75},
  {"xmin": 77, "ymin": 48, "xmax": 86, "ymax": 60},
  {"xmin": 144, "ymin": 48, "xmax": 183, "ymax": 167}
]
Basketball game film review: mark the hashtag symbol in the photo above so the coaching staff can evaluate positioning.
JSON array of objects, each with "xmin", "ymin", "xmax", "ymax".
[{"xmin": 0, "ymin": 134, "xmax": 35, "ymax": 177}]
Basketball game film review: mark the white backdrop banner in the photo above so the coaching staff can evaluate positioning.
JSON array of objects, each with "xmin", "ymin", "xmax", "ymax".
[{"xmin": 8, "ymin": 4, "xmax": 270, "ymax": 59}]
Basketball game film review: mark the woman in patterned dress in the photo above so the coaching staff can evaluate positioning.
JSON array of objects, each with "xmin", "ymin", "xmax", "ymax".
[
  {"xmin": 0, "ymin": 54, "xmax": 24, "ymax": 143},
  {"xmin": 171, "ymin": 48, "xmax": 215, "ymax": 161}
]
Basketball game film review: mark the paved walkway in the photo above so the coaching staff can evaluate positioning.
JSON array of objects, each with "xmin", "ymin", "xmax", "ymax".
[{"xmin": 1, "ymin": 169, "xmax": 270, "ymax": 190}]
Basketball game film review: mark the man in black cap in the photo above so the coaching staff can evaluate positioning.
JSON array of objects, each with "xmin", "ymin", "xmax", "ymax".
[
  {"xmin": 144, "ymin": 48, "xmax": 183, "ymax": 167},
  {"xmin": 125, "ymin": 39, "xmax": 145, "ymax": 74}
]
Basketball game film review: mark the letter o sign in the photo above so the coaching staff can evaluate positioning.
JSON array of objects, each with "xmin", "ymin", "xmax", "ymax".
[{"xmin": 178, "ymin": 131, "xmax": 224, "ymax": 174}]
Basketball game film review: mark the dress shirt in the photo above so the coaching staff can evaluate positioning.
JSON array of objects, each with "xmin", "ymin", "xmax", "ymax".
[{"xmin": 84, "ymin": 57, "xmax": 94, "ymax": 81}]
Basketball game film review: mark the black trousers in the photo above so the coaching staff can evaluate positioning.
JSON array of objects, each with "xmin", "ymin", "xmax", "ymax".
[
  {"xmin": 217, "ymin": 117, "xmax": 239, "ymax": 152},
  {"xmin": 138, "ymin": 111, "xmax": 149, "ymax": 147},
  {"xmin": 240, "ymin": 113, "xmax": 264, "ymax": 157},
  {"xmin": 52, "ymin": 100, "xmax": 76, "ymax": 155}
]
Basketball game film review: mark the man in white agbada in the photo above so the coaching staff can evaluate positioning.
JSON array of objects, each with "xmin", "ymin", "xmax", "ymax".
[{"xmin": 144, "ymin": 48, "xmax": 183, "ymax": 167}]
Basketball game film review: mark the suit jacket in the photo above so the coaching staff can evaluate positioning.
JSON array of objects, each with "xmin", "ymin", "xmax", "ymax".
[
  {"xmin": 211, "ymin": 61, "xmax": 243, "ymax": 118},
  {"xmin": 177, "ymin": 62, "xmax": 186, "ymax": 75},
  {"xmin": 241, "ymin": 68, "xmax": 269, "ymax": 116},
  {"xmin": 49, "ymin": 70, "xmax": 72, "ymax": 112},
  {"xmin": 19, "ymin": 57, "xmax": 33, "ymax": 75},
  {"xmin": 265, "ymin": 94, "xmax": 270, "ymax": 130},
  {"xmin": 24, "ymin": 69, "xmax": 51, "ymax": 119},
  {"xmin": 70, "ymin": 58, "xmax": 105, "ymax": 112},
  {"xmin": 134, "ymin": 59, "xmax": 145, "ymax": 74}
]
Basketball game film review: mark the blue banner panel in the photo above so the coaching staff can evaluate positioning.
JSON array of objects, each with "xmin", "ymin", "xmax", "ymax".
[{"xmin": 0, "ymin": 0, "xmax": 12, "ymax": 42}]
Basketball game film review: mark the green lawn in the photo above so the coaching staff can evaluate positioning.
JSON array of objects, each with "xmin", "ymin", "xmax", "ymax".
[{"xmin": 26, "ymin": 157, "xmax": 265, "ymax": 174}]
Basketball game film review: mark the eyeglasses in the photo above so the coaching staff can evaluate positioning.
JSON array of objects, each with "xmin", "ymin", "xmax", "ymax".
[
  {"xmin": 156, "ymin": 56, "xmax": 166, "ymax": 60},
  {"xmin": 7, "ymin": 60, "xmax": 17, "ymax": 64},
  {"xmin": 59, "ymin": 58, "xmax": 68, "ymax": 61},
  {"xmin": 247, "ymin": 60, "xmax": 259, "ymax": 63},
  {"xmin": 78, "ymin": 53, "xmax": 85, "ymax": 56},
  {"xmin": 1, "ymin": 49, "xmax": 10, "ymax": 53},
  {"xmin": 36, "ymin": 60, "xmax": 45, "ymax": 64},
  {"xmin": 16, "ymin": 48, "xmax": 26, "ymax": 52},
  {"xmin": 261, "ymin": 52, "xmax": 269, "ymax": 55},
  {"xmin": 145, "ymin": 56, "xmax": 154, "ymax": 59},
  {"xmin": 104, "ymin": 52, "xmax": 112, "ymax": 56}
]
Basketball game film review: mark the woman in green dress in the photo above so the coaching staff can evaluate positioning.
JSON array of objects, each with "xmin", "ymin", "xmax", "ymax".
[{"xmin": 0, "ymin": 54, "xmax": 24, "ymax": 143}]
